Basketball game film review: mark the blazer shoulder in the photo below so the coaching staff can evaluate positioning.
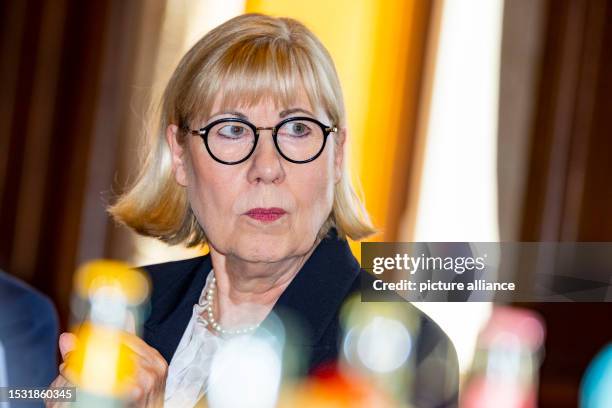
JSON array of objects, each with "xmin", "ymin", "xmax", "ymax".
[
  {"xmin": 412, "ymin": 306, "xmax": 460, "ymax": 407},
  {"xmin": 139, "ymin": 255, "xmax": 209, "ymax": 279},
  {"xmin": 138, "ymin": 255, "xmax": 210, "ymax": 304},
  {"xmin": 354, "ymin": 269, "xmax": 459, "ymax": 406},
  {"xmin": 354, "ymin": 269, "xmax": 457, "ymax": 355}
]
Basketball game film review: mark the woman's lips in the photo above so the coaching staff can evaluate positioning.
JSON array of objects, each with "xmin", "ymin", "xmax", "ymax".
[{"xmin": 245, "ymin": 207, "xmax": 287, "ymax": 222}]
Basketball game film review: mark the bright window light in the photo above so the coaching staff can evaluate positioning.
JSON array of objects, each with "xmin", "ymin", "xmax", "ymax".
[{"xmin": 411, "ymin": 0, "xmax": 505, "ymax": 375}]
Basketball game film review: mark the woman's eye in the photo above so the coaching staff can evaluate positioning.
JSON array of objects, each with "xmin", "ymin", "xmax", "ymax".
[
  {"xmin": 289, "ymin": 122, "xmax": 310, "ymax": 136},
  {"xmin": 219, "ymin": 125, "xmax": 246, "ymax": 138}
]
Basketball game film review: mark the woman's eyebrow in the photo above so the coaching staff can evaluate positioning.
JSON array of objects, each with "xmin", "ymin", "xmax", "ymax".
[
  {"xmin": 209, "ymin": 110, "xmax": 248, "ymax": 120},
  {"xmin": 279, "ymin": 108, "xmax": 315, "ymax": 118}
]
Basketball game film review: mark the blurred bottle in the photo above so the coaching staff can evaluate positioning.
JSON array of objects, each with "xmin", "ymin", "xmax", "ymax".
[
  {"xmin": 64, "ymin": 260, "xmax": 150, "ymax": 407},
  {"xmin": 580, "ymin": 343, "xmax": 612, "ymax": 408},
  {"xmin": 461, "ymin": 306, "xmax": 545, "ymax": 408},
  {"xmin": 337, "ymin": 294, "xmax": 418, "ymax": 407}
]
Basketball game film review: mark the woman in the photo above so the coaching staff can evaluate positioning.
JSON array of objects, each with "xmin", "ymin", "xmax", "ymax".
[{"xmin": 51, "ymin": 13, "xmax": 458, "ymax": 408}]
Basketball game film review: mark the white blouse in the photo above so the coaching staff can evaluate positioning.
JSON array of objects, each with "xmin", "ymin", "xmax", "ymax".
[{"xmin": 163, "ymin": 270, "xmax": 225, "ymax": 407}]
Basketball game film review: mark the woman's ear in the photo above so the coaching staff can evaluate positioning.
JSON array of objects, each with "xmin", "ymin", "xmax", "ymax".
[
  {"xmin": 166, "ymin": 124, "xmax": 189, "ymax": 186},
  {"xmin": 334, "ymin": 127, "xmax": 347, "ymax": 184}
]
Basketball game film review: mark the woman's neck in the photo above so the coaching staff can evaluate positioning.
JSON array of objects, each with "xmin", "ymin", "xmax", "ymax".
[{"xmin": 207, "ymin": 243, "xmax": 318, "ymax": 329}]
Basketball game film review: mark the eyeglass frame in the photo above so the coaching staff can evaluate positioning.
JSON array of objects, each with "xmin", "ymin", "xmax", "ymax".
[{"xmin": 182, "ymin": 116, "xmax": 338, "ymax": 165}]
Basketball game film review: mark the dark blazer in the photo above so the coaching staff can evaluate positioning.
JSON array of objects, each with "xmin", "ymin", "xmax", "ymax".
[
  {"xmin": 141, "ymin": 229, "xmax": 459, "ymax": 407},
  {"xmin": 0, "ymin": 270, "xmax": 59, "ymax": 408}
]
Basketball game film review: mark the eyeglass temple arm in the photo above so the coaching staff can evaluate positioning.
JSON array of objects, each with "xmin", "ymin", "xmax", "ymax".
[{"xmin": 182, "ymin": 126, "xmax": 205, "ymax": 136}]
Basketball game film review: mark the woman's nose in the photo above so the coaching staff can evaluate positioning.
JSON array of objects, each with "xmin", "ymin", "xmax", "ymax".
[{"xmin": 246, "ymin": 130, "xmax": 285, "ymax": 184}]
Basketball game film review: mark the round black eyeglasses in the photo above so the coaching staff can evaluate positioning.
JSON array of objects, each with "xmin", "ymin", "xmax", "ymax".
[{"xmin": 182, "ymin": 116, "xmax": 338, "ymax": 165}]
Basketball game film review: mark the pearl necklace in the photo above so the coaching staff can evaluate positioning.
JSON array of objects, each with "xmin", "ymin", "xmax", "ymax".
[{"xmin": 205, "ymin": 274, "xmax": 260, "ymax": 336}]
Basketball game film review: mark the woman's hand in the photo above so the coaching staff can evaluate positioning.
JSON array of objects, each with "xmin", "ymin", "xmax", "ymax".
[
  {"xmin": 46, "ymin": 332, "xmax": 168, "ymax": 408},
  {"xmin": 45, "ymin": 333, "xmax": 74, "ymax": 408},
  {"xmin": 121, "ymin": 332, "xmax": 169, "ymax": 407}
]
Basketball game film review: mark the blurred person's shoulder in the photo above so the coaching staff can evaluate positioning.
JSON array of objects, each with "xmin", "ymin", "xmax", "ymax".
[
  {"xmin": 0, "ymin": 270, "xmax": 58, "ymax": 329},
  {"xmin": 0, "ymin": 270, "xmax": 59, "ymax": 389}
]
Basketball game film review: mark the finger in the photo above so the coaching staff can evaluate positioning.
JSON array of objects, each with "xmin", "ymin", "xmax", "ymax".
[
  {"xmin": 122, "ymin": 334, "xmax": 168, "ymax": 374},
  {"xmin": 58, "ymin": 332, "xmax": 77, "ymax": 360},
  {"xmin": 59, "ymin": 349, "xmax": 74, "ymax": 368},
  {"xmin": 48, "ymin": 373, "xmax": 70, "ymax": 388},
  {"xmin": 45, "ymin": 374, "xmax": 76, "ymax": 408},
  {"xmin": 126, "ymin": 362, "xmax": 165, "ymax": 407},
  {"xmin": 58, "ymin": 362, "xmax": 78, "ymax": 385},
  {"xmin": 124, "ymin": 347, "xmax": 167, "ymax": 382},
  {"xmin": 121, "ymin": 333, "xmax": 156, "ymax": 357},
  {"xmin": 128, "ymin": 384, "xmax": 144, "ymax": 406}
]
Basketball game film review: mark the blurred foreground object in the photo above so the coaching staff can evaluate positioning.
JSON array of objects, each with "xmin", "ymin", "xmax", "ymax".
[
  {"xmin": 461, "ymin": 306, "xmax": 545, "ymax": 408},
  {"xmin": 580, "ymin": 343, "xmax": 612, "ymax": 408},
  {"xmin": 274, "ymin": 294, "xmax": 414, "ymax": 408},
  {"xmin": 205, "ymin": 316, "xmax": 286, "ymax": 408},
  {"xmin": 64, "ymin": 260, "xmax": 150, "ymax": 407},
  {"xmin": 278, "ymin": 362, "xmax": 396, "ymax": 408},
  {"xmin": 203, "ymin": 293, "xmax": 418, "ymax": 408},
  {"xmin": 337, "ymin": 296, "xmax": 418, "ymax": 406},
  {"xmin": 0, "ymin": 270, "xmax": 58, "ymax": 407}
]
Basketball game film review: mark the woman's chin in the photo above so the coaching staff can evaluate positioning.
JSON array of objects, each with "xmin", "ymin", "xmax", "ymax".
[
  {"xmin": 232, "ymin": 230, "xmax": 316, "ymax": 263},
  {"xmin": 234, "ymin": 236, "xmax": 294, "ymax": 263}
]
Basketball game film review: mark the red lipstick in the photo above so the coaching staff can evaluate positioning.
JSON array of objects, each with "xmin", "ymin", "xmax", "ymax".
[{"xmin": 245, "ymin": 207, "xmax": 286, "ymax": 222}]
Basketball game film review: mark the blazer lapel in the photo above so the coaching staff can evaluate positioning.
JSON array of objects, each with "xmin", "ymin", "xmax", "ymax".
[
  {"xmin": 263, "ymin": 229, "xmax": 361, "ymax": 347},
  {"xmin": 142, "ymin": 256, "xmax": 212, "ymax": 364}
]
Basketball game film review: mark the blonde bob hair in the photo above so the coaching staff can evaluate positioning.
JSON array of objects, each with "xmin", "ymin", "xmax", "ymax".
[{"xmin": 109, "ymin": 13, "xmax": 376, "ymax": 247}]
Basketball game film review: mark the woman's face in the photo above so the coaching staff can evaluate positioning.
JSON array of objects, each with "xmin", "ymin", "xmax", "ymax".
[{"xmin": 168, "ymin": 89, "xmax": 344, "ymax": 263}]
